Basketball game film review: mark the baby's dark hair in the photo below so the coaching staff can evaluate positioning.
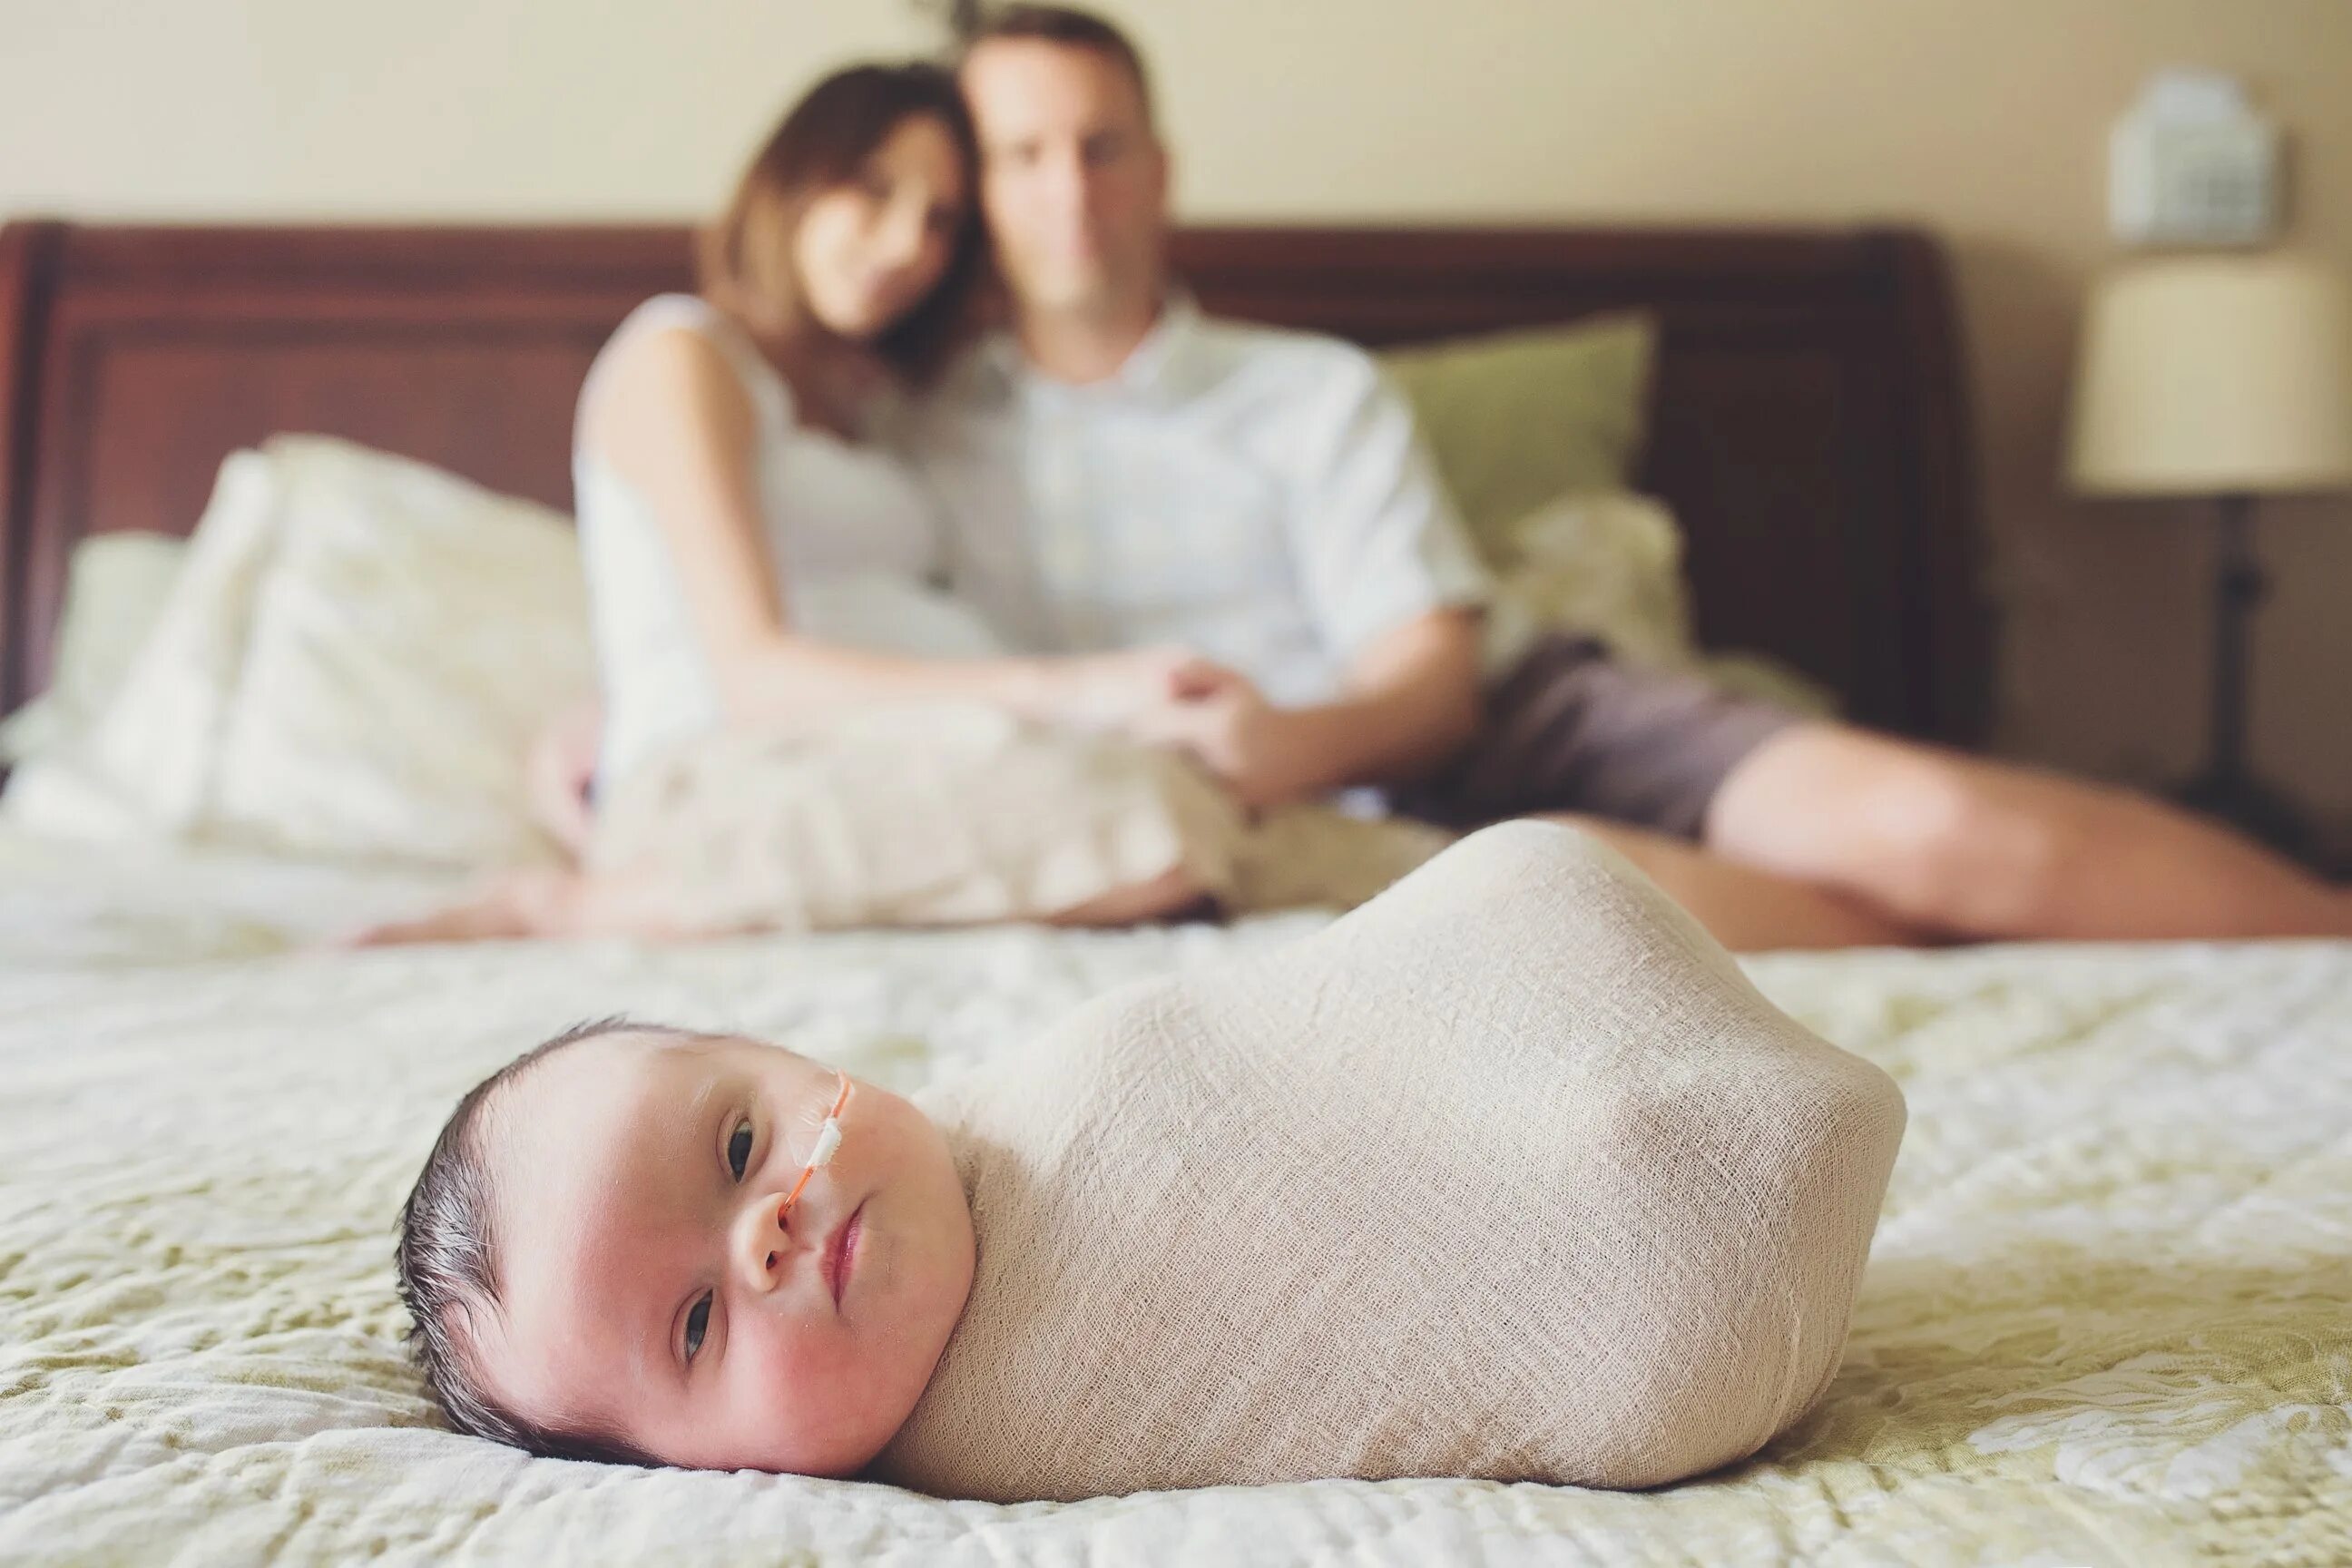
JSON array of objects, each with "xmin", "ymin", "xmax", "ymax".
[{"xmin": 395, "ymin": 1015, "xmax": 662, "ymax": 1465}]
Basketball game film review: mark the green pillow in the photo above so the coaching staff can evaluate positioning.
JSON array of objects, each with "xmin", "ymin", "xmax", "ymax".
[{"xmin": 1377, "ymin": 312, "xmax": 1657, "ymax": 564}]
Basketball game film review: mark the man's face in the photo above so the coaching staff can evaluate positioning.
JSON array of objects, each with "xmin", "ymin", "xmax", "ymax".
[{"xmin": 960, "ymin": 38, "xmax": 1169, "ymax": 321}]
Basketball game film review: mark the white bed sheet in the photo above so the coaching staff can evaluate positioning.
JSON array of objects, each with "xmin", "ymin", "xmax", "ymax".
[{"xmin": 1, "ymin": 824, "xmax": 2347, "ymax": 1567}]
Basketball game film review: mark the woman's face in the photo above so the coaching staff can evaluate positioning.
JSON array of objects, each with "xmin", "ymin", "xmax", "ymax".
[{"xmin": 794, "ymin": 113, "xmax": 970, "ymax": 342}]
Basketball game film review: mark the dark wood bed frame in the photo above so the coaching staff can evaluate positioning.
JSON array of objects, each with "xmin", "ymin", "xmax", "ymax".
[{"xmin": 0, "ymin": 220, "xmax": 1987, "ymax": 740}]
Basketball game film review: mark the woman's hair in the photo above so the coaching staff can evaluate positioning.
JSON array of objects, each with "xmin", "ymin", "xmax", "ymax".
[
  {"xmin": 699, "ymin": 62, "xmax": 986, "ymax": 386},
  {"xmin": 394, "ymin": 1017, "xmax": 661, "ymax": 1465}
]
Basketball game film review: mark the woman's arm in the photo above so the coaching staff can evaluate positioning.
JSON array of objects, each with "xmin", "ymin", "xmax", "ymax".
[{"xmin": 582, "ymin": 327, "xmax": 1202, "ymax": 727}]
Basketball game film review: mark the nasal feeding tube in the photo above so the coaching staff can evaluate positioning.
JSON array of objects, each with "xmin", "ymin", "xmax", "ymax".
[{"xmin": 779, "ymin": 1071, "xmax": 854, "ymax": 1227}]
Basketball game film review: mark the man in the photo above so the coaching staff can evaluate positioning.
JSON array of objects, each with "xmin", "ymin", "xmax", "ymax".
[{"xmin": 914, "ymin": 2, "xmax": 2349, "ymax": 946}]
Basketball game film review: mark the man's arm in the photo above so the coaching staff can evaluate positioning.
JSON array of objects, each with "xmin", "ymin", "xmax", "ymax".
[
  {"xmin": 1316, "ymin": 604, "xmax": 1485, "ymax": 783},
  {"xmin": 1130, "ymin": 346, "xmax": 1492, "ymax": 808}
]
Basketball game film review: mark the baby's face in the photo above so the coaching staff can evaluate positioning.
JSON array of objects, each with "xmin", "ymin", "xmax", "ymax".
[{"xmin": 471, "ymin": 1031, "xmax": 974, "ymax": 1473}]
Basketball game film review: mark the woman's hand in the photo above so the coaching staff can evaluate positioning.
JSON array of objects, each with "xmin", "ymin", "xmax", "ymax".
[
  {"xmin": 524, "ymin": 698, "xmax": 603, "ymax": 859},
  {"xmin": 1031, "ymin": 646, "xmax": 1243, "ymax": 730}
]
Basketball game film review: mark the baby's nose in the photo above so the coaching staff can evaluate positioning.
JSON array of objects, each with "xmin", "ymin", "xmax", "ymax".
[{"xmin": 732, "ymin": 1193, "xmax": 801, "ymax": 1295}]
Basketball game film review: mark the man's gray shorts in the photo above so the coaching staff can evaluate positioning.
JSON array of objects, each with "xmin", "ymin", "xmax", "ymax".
[{"xmin": 1392, "ymin": 633, "xmax": 1806, "ymax": 842}]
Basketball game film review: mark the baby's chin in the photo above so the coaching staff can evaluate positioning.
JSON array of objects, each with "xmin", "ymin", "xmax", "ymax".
[
  {"xmin": 709, "ymin": 1393, "xmax": 916, "ymax": 1478},
  {"xmin": 625, "ymin": 1391, "xmax": 899, "ymax": 1477}
]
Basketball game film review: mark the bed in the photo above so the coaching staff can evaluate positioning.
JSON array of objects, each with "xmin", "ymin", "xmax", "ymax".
[{"xmin": 1, "ymin": 220, "xmax": 2346, "ymax": 1567}]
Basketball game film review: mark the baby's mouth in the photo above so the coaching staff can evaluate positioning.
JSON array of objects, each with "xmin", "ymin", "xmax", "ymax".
[{"xmin": 825, "ymin": 1201, "xmax": 865, "ymax": 1309}]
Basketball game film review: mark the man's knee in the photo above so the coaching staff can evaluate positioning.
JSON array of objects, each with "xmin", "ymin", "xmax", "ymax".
[
  {"xmin": 1865, "ymin": 760, "xmax": 2074, "ymax": 930},
  {"xmin": 1708, "ymin": 726, "xmax": 2095, "ymax": 931}
]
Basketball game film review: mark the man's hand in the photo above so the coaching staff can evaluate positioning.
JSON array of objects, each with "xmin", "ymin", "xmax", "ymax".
[
  {"xmin": 1122, "ymin": 610, "xmax": 1486, "ymax": 808},
  {"xmin": 1126, "ymin": 674, "xmax": 1332, "ymax": 810}
]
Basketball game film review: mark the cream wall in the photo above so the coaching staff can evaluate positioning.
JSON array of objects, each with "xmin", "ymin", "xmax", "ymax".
[{"xmin": 8, "ymin": 0, "xmax": 2351, "ymax": 813}]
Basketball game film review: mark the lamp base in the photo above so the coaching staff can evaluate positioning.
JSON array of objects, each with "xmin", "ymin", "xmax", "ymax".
[{"xmin": 2173, "ymin": 770, "xmax": 2324, "ymax": 868}]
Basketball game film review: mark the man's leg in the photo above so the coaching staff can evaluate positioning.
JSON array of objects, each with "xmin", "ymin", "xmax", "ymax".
[
  {"xmin": 1536, "ymin": 814, "xmax": 1927, "ymax": 952},
  {"xmin": 1703, "ymin": 724, "xmax": 2352, "ymax": 941}
]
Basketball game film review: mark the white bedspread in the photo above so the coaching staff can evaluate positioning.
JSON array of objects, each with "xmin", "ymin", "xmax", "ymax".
[{"xmin": 1, "ymin": 826, "xmax": 2347, "ymax": 1566}]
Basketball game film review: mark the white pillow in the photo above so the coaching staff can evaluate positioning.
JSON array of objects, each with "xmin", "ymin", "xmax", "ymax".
[
  {"xmin": 1482, "ymin": 490, "xmax": 1697, "ymax": 671},
  {"xmin": 0, "ymin": 532, "xmax": 188, "ymax": 766},
  {"xmin": 7, "ymin": 437, "xmax": 593, "ymax": 867},
  {"xmin": 2, "ymin": 456, "xmax": 286, "ymax": 843},
  {"xmin": 1484, "ymin": 490, "xmax": 1839, "ymax": 717}
]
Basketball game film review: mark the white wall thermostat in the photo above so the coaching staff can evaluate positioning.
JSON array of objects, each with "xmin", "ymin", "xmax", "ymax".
[{"xmin": 2109, "ymin": 70, "xmax": 2281, "ymax": 248}]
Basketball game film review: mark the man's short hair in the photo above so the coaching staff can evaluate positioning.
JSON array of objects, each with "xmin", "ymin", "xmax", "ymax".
[{"xmin": 963, "ymin": 5, "xmax": 1156, "ymax": 123}]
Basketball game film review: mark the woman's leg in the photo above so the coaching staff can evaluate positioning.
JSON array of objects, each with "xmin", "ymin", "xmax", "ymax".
[
  {"xmin": 348, "ymin": 860, "xmax": 1210, "ymax": 945},
  {"xmin": 1535, "ymin": 813, "xmax": 1929, "ymax": 952},
  {"xmin": 340, "ymin": 873, "xmax": 547, "ymax": 945},
  {"xmin": 1045, "ymin": 866, "xmax": 1213, "ymax": 926},
  {"xmin": 344, "ymin": 865, "xmax": 687, "ymax": 946}
]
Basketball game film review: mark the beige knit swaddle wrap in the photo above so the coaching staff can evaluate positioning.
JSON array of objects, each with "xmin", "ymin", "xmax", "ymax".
[{"xmin": 877, "ymin": 820, "xmax": 1906, "ymax": 1501}]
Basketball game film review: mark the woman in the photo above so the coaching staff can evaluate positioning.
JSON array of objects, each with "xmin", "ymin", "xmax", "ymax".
[{"xmin": 361, "ymin": 64, "xmax": 1221, "ymax": 943}]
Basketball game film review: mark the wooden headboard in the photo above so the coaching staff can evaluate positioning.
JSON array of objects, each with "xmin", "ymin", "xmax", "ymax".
[{"xmin": 0, "ymin": 220, "xmax": 1987, "ymax": 740}]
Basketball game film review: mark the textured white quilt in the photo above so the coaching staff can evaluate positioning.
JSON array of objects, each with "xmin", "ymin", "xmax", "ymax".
[{"xmin": 1, "ymin": 826, "xmax": 2347, "ymax": 1566}]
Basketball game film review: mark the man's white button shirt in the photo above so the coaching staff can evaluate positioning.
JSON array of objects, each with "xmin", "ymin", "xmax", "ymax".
[{"xmin": 900, "ymin": 297, "xmax": 1493, "ymax": 709}]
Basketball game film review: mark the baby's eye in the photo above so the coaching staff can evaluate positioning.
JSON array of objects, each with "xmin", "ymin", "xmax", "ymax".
[
  {"xmin": 684, "ymin": 1292, "xmax": 712, "ymax": 1362},
  {"xmin": 727, "ymin": 1119, "xmax": 753, "ymax": 1181}
]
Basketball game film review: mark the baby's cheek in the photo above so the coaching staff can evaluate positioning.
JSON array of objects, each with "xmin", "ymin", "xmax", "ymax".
[{"xmin": 728, "ymin": 1313, "xmax": 872, "ymax": 1472}]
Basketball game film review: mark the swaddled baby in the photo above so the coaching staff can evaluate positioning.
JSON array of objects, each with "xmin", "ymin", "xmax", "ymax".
[{"xmin": 395, "ymin": 822, "xmax": 1905, "ymax": 1494}]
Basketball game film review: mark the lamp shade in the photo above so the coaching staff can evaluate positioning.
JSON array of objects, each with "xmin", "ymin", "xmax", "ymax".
[{"xmin": 2067, "ymin": 252, "xmax": 2352, "ymax": 496}]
